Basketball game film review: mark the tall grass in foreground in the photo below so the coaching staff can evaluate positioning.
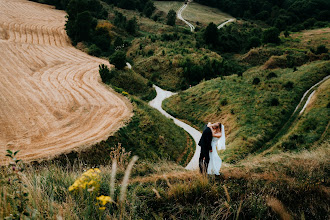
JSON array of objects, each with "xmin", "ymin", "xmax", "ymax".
[{"xmin": 1, "ymin": 141, "xmax": 329, "ymax": 219}]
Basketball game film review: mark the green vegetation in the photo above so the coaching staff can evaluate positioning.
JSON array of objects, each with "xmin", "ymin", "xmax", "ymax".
[
  {"xmin": 195, "ymin": 0, "xmax": 330, "ymax": 31},
  {"xmin": 276, "ymin": 79, "xmax": 330, "ymax": 151},
  {"xmin": 1, "ymin": 140, "xmax": 329, "ymax": 219},
  {"xmin": 154, "ymin": 1, "xmax": 233, "ymax": 26},
  {"xmin": 163, "ymin": 60, "xmax": 330, "ymax": 162},
  {"xmin": 166, "ymin": 9, "xmax": 176, "ymax": 26},
  {"xmin": 109, "ymin": 51, "xmax": 127, "ymax": 70},
  {"xmin": 49, "ymin": 96, "xmax": 190, "ymax": 165}
]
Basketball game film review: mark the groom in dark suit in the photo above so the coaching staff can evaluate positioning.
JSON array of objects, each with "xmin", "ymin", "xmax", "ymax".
[{"xmin": 198, "ymin": 124, "xmax": 213, "ymax": 174}]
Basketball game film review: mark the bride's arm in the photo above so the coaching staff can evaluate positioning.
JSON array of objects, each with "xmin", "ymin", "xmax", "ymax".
[
  {"xmin": 210, "ymin": 127, "xmax": 222, "ymax": 138},
  {"xmin": 213, "ymin": 132, "xmax": 222, "ymax": 138}
]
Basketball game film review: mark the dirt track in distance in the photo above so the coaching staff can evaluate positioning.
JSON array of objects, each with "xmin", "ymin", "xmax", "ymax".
[{"xmin": 0, "ymin": 0, "xmax": 133, "ymax": 164}]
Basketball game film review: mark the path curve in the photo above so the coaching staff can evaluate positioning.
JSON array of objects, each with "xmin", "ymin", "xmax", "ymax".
[
  {"xmin": 0, "ymin": 0, "xmax": 133, "ymax": 164},
  {"xmin": 177, "ymin": 2, "xmax": 195, "ymax": 32},
  {"xmin": 296, "ymin": 75, "xmax": 330, "ymax": 115},
  {"xmin": 217, "ymin": 18, "xmax": 235, "ymax": 29},
  {"xmin": 149, "ymin": 85, "xmax": 201, "ymax": 170}
]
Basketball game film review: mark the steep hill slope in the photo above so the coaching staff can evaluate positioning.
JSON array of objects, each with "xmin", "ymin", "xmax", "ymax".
[
  {"xmin": 163, "ymin": 60, "xmax": 330, "ymax": 162},
  {"xmin": 0, "ymin": 0, "xmax": 132, "ymax": 164}
]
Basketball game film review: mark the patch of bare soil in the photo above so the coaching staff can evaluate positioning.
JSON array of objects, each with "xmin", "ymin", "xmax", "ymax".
[{"xmin": 0, "ymin": 0, "xmax": 133, "ymax": 164}]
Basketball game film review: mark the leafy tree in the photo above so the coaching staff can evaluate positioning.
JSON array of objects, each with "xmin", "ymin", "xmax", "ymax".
[
  {"xmin": 110, "ymin": 51, "xmax": 127, "ymax": 70},
  {"xmin": 248, "ymin": 36, "xmax": 261, "ymax": 48},
  {"xmin": 167, "ymin": 9, "xmax": 176, "ymax": 26},
  {"xmin": 126, "ymin": 17, "xmax": 138, "ymax": 35},
  {"xmin": 114, "ymin": 37, "xmax": 124, "ymax": 48},
  {"xmin": 204, "ymin": 22, "xmax": 218, "ymax": 46},
  {"xmin": 75, "ymin": 11, "xmax": 95, "ymax": 41},
  {"xmin": 262, "ymin": 27, "xmax": 280, "ymax": 44}
]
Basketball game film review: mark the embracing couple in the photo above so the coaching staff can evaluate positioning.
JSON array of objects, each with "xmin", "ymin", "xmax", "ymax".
[{"xmin": 198, "ymin": 122, "xmax": 226, "ymax": 175}]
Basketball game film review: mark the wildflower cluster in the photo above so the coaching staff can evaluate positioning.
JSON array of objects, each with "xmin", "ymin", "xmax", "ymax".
[
  {"xmin": 96, "ymin": 195, "xmax": 113, "ymax": 211},
  {"xmin": 122, "ymin": 91, "xmax": 129, "ymax": 96},
  {"xmin": 69, "ymin": 168, "xmax": 101, "ymax": 193}
]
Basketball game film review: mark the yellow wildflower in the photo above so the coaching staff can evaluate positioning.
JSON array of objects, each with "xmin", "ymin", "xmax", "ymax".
[
  {"xmin": 99, "ymin": 207, "xmax": 106, "ymax": 211},
  {"xmin": 68, "ymin": 168, "xmax": 101, "ymax": 193},
  {"xmin": 96, "ymin": 195, "xmax": 112, "ymax": 206}
]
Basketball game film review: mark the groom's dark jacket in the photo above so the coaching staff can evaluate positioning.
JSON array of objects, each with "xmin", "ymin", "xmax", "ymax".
[{"xmin": 198, "ymin": 125, "xmax": 213, "ymax": 155}]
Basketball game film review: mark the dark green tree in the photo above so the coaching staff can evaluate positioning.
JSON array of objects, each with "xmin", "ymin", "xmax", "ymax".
[
  {"xmin": 75, "ymin": 11, "xmax": 95, "ymax": 41},
  {"xmin": 110, "ymin": 51, "xmax": 127, "ymax": 70},
  {"xmin": 262, "ymin": 27, "xmax": 280, "ymax": 44},
  {"xmin": 167, "ymin": 9, "xmax": 176, "ymax": 26},
  {"xmin": 204, "ymin": 22, "xmax": 218, "ymax": 46},
  {"xmin": 126, "ymin": 17, "xmax": 138, "ymax": 35}
]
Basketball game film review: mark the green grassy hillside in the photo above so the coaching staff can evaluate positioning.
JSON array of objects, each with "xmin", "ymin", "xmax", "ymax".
[
  {"xmin": 49, "ymin": 96, "xmax": 192, "ymax": 166},
  {"xmin": 154, "ymin": 1, "xmax": 233, "ymax": 26},
  {"xmin": 163, "ymin": 60, "xmax": 330, "ymax": 162},
  {"xmin": 272, "ymin": 78, "xmax": 330, "ymax": 152}
]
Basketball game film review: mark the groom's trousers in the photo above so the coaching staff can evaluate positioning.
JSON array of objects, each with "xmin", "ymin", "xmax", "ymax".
[{"xmin": 199, "ymin": 151, "xmax": 210, "ymax": 174}]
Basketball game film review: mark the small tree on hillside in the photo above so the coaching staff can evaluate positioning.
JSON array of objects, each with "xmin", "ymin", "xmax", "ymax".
[
  {"xmin": 126, "ymin": 17, "xmax": 138, "ymax": 35},
  {"xmin": 262, "ymin": 27, "xmax": 280, "ymax": 44},
  {"xmin": 110, "ymin": 51, "xmax": 127, "ymax": 70},
  {"xmin": 167, "ymin": 9, "xmax": 176, "ymax": 26},
  {"xmin": 204, "ymin": 22, "xmax": 218, "ymax": 46},
  {"xmin": 75, "ymin": 11, "xmax": 96, "ymax": 41}
]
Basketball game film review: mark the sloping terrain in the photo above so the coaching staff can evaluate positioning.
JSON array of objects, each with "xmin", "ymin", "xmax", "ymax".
[{"xmin": 0, "ymin": 0, "xmax": 132, "ymax": 164}]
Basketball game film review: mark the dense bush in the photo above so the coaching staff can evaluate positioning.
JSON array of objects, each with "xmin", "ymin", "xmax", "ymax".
[{"xmin": 110, "ymin": 51, "xmax": 127, "ymax": 70}]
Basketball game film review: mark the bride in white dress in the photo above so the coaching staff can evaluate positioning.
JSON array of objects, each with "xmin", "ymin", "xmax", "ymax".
[{"xmin": 207, "ymin": 122, "xmax": 226, "ymax": 175}]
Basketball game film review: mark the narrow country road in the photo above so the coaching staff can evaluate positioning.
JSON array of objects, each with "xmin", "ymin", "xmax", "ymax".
[
  {"xmin": 296, "ymin": 75, "xmax": 330, "ymax": 115},
  {"xmin": 217, "ymin": 18, "xmax": 235, "ymax": 29},
  {"xmin": 177, "ymin": 2, "xmax": 195, "ymax": 32},
  {"xmin": 149, "ymin": 85, "xmax": 201, "ymax": 170}
]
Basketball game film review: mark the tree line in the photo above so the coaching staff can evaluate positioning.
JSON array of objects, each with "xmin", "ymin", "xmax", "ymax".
[{"xmin": 195, "ymin": 0, "xmax": 330, "ymax": 31}]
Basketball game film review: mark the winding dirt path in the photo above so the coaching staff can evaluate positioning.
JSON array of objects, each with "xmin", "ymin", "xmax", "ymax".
[
  {"xmin": 0, "ymin": 0, "xmax": 133, "ymax": 164},
  {"xmin": 149, "ymin": 85, "xmax": 201, "ymax": 170},
  {"xmin": 177, "ymin": 2, "xmax": 195, "ymax": 32},
  {"xmin": 217, "ymin": 18, "xmax": 235, "ymax": 29}
]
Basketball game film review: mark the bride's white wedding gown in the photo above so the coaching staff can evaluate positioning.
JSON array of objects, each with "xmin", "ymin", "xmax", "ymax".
[{"xmin": 207, "ymin": 125, "xmax": 226, "ymax": 175}]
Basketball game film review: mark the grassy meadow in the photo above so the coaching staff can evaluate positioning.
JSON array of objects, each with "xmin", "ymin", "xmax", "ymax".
[{"xmin": 154, "ymin": 1, "xmax": 233, "ymax": 26}]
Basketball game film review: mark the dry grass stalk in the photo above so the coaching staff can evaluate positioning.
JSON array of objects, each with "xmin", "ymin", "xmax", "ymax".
[
  {"xmin": 236, "ymin": 200, "xmax": 243, "ymax": 220},
  {"xmin": 120, "ymin": 156, "xmax": 139, "ymax": 203},
  {"xmin": 163, "ymin": 175, "xmax": 172, "ymax": 188},
  {"xmin": 267, "ymin": 197, "xmax": 292, "ymax": 220},
  {"xmin": 223, "ymin": 185, "xmax": 231, "ymax": 203},
  {"xmin": 152, "ymin": 188, "xmax": 161, "ymax": 199},
  {"xmin": 110, "ymin": 160, "xmax": 117, "ymax": 199},
  {"xmin": 110, "ymin": 143, "xmax": 131, "ymax": 169}
]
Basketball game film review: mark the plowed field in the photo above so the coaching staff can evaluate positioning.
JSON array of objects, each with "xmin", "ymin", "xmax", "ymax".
[{"xmin": 0, "ymin": 0, "xmax": 133, "ymax": 164}]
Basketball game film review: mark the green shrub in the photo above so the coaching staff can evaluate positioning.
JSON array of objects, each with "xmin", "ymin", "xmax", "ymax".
[
  {"xmin": 316, "ymin": 45, "xmax": 328, "ymax": 55},
  {"xmin": 270, "ymin": 98, "xmax": 280, "ymax": 106},
  {"xmin": 88, "ymin": 44, "xmax": 102, "ymax": 56},
  {"xmin": 110, "ymin": 51, "xmax": 127, "ymax": 70},
  {"xmin": 99, "ymin": 64, "xmax": 112, "ymax": 83},
  {"xmin": 252, "ymin": 77, "xmax": 260, "ymax": 85},
  {"xmin": 266, "ymin": 72, "xmax": 277, "ymax": 79}
]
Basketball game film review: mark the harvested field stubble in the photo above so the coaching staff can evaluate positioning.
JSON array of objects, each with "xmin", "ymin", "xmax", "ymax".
[{"xmin": 0, "ymin": 0, "xmax": 132, "ymax": 164}]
